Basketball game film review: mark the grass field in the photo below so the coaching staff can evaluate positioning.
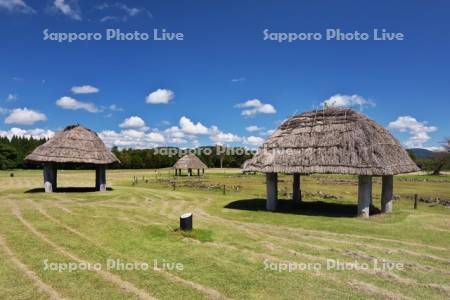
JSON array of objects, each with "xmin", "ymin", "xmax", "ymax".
[{"xmin": 0, "ymin": 168, "xmax": 449, "ymax": 299}]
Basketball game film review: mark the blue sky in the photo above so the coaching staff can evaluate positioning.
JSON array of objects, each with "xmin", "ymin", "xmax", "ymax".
[{"xmin": 0, "ymin": 0, "xmax": 449, "ymax": 150}]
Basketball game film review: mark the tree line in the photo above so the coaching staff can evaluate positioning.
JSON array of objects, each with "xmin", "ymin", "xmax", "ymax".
[
  {"xmin": 0, "ymin": 136, "xmax": 254, "ymax": 170},
  {"xmin": 1, "ymin": 135, "xmax": 448, "ymax": 173}
]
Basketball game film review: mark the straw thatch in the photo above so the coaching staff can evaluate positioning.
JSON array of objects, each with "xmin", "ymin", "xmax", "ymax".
[
  {"xmin": 173, "ymin": 154, "xmax": 207, "ymax": 169},
  {"xmin": 26, "ymin": 125, "xmax": 119, "ymax": 164},
  {"xmin": 243, "ymin": 108, "xmax": 419, "ymax": 175}
]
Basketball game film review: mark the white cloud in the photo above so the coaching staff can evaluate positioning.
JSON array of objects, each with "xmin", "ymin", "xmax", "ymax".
[
  {"xmin": 95, "ymin": 2, "xmax": 152, "ymax": 22},
  {"xmin": 210, "ymin": 127, "xmax": 242, "ymax": 144},
  {"xmin": 0, "ymin": 127, "xmax": 54, "ymax": 139},
  {"xmin": 53, "ymin": 0, "xmax": 81, "ymax": 20},
  {"xmin": 179, "ymin": 116, "xmax": 209, "ymax": 135},
  {"xmin": 119, "ymin": 116, "xmax": 146, "ymax": 129},
  {"xmin": 99, "ymin": 129, "xmax": 165, "ymax": 149},
  {"xmin": 235, "ymin": 99, "xmax": 276, "ymax": 117},
  {"xmin": 321, "ymin": 94, "xmax": 375, "ymax": 109},
  {"xmin": 71, "ymin": 85, "xmax": 99, "ymax": 94},
  {"xmin": 231, "ymin": 77, "xmax": 246, "ymax": 83},
  {"xmin": 244, "ymin": 136, "xmax": 265, "ymax": 146},
  {"xmin": 0, "ymin": 0, "xmax": 35, "ymax": 14},
  {"xmin": 5, "ymin": 94, "xmax": 17, "ymax": 102},
  {"xmin": 5, "ymin": 108, "xmax": 47, "ymax": 125},
  {"xmin": 109, "ymin": 104, "xmax": 123, "ymax": 111},
  {"xmin": 56, "ymin": 96, "xmax": 99, "ymax": 113},
  {"xmin": 388, "ymin": 116, "xmax": 437, "ymax": 148},
  {"xmin": 0, "ymin": 107, "xmax": 8, "ymax": 114},
  {"xmin": 245, "ymin": 125, "xmax": 264, "ymax": 132},
  {"xmin": 146, "ymin": 89, "xmax": 174, "ymax": 104}
]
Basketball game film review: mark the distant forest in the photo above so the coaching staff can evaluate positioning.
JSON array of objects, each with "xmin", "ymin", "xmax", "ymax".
[
  {"xmin": 0, "ymin": 136, "xmax": 449, "ymax": 174},
  {"xmin": 0, "ymin": 136, "xmax": 254, "ymax": 170}
]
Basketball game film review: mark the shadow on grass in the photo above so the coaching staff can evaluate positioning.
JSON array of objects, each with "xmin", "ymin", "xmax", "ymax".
[
  {"xmin": 25, "ymin": 187, "xmax": 114, "ymax": 193},
  {"xmin": 225, "ymin": 198, "xmax": 380, "ymax": 218}
]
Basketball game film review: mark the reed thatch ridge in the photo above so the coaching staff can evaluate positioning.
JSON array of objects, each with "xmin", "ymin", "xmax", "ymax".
[
  {"xmin": 173, "ymin": 154, "xmax": 207, "ymax": 170},
  {"xmin": 26, "ymin": 124, "xmax": 119, "ymax": 165},
  {"xmin": 243, "ymin": 108, "xmax": 419, "ymax": 176}
]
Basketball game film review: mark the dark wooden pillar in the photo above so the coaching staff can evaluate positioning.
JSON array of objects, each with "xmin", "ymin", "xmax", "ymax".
[
  {"xmin": 96, "ymin": 165, "xmax": 106, "ymax": 192},
  {"xmin": 381, "ymin": 175, "xmax": 393, "ymax": 213},
  {"xmin": 188, "ymin": 168, "xmax": 192, "ymax": 176},
  {"xmin": 43, "ymin": 163, "xmax": 57, "ymax": 192},
  {"xmin": 357, "ymin": 175, "xmax": 372, "ymax": 217},
  {"xmin": 292, "ymin": 173, "xmax": 301, "ymax": 203},
  {"xmin": 266, "ymin": 173, "xmax": 278, "ymax": 211}
]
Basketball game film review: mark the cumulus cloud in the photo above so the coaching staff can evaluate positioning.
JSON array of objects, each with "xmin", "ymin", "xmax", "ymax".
[
  {"xmin": 99, "ymin": 129, "xmax": 165, "ymax": 149},
  {"xmin": 209, "ymin": 126, "xmax": 242, "ymax": 144},
  {"xmin": 146, "ymin": 89, "xmax": 174, "ymax": 104},
  {"xmin": 388, "ymin": 116, "xmax": 437, "ymax": 148},
  {"xmin": 5, "ymin": 108, "xmax": 47, "ymax": 125},
  {"xmin": 119, "ymin": 116, "xmax": 146, "ymax": 129},
  {"xmin": 71, "ymin": 85, "xmax": 99, "ymax": 94},
  {"xmin": 56, "ymin": 96, "xmax": 99, "ymax": 113},
  {"xmin": 0, "ymin": 0, "xmax": 35, "ymax": 14},
  {"xmin": 0, "ymin": 127, "xmax": 54, "ymax": 139},
  {"xmin": 244, "ymin": 136, "xmax": 265, "ymax": 146},
  {"xmin": 179, "ymin": 116, "xmax": 209, "ymax": 135},
  {"xmin": 164, "ymin": 126, "xmax": 187, "ymax": 144},
  {"xmin": 321, "ymin": 94, "xmax": 375, "ymax": 109},
  {"xmin": 235, "ymin": 99, "xmax": 276, "ymax": 117},
  {"xmin": 52, "ymin": 0, "xmax": 81, "ymax": 20}
]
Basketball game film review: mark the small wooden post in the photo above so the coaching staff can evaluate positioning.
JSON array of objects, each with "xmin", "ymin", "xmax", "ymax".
[
  {"xmin": 266, "ymin": 173, "xmax": 278, "ymax": 211},
  {"xmin": 292, "ymin": 173, "xmax": 301, "ymax": 203},
  {"xmin": 180, "ymin": 213, "xmax": 193, "ymax": 231},
  {"xmin": 202, "ymin": 168, "xmax": 205, "ymax": 175},
  {"xmin": 223, "ymin": 184, "xmax": 226, "ymax": 195},
  {"xmin": 197, "ymin": 169, "xmax": 200, "ymax": 176},
  {"xmin": 414, "ymin": 194, "xmax": 418, "ymax": 209},
  {"xmin": 357, "ymin": 175, "xmax": 372, "ymax": 218},
  {"xmin": 381, "ymin": 175, "xmax": 393, "ymax": 213}
]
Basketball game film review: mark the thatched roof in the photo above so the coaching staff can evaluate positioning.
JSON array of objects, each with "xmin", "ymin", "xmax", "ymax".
[
  {"xmin": 26, "ymin": 125, "xmax": 119, "ymax": 164},
  {"xmin": 243, "ymin": 108, "xmax": 419, "ymax": 175},
  {"xmin": 173, "ymin": 154, "xmax": 207, "ymax": 169}
]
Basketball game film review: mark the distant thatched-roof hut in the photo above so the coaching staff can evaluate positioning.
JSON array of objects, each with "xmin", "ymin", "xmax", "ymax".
[
  {"xmin": 243, "ymin": 108, "xmax": 419, "ymax": 217},
  {"xmin": 26, "ymin": 124, "xmax": 119, "ymax": 192},
  {"xmin": 173, "ymin": 154, "xmax": 207, "ymax": 176}
]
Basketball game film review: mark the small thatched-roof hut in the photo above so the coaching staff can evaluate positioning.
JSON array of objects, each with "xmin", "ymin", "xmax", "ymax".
[
  {"xmin": 26, "ymin": 124, "xmax": 119, "ymax": 192},
  {"xmin": 243, "ymin": 108, "xmax": 419, "ymax": 217},
  {"xmin": 173, "ymin": 154, "xmax": 207, "ymax": 176}
]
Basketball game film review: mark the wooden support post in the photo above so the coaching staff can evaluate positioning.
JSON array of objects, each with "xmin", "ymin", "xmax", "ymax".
[
  {"xmin": 175, "ymin": 168, "xmax": 178, "ymax": 176},
  {"xmin": 202, "ymin": 168, "xmax": 204, "ymax": 175},
  {"xmin": 266, "ymin": 173, "xmax": 278, "ymax": 211},
  {"xmin": 357, "ymin": 175, "xmax": 372, "ymax": 218},
  {"xmin": 188, "ymin": 168, "xmax": 192, "ymax": 176},
  {"xmin": 96, "ymin": 165, "xmax": 106, "ymax": 192},
  {"xmin": 43, "ymin": 163, "xmax": 55, "ymax": 193},
  {"xmin": 381, "ymin": 175, "xmax": 393, "ymax": 213},
  {"xmin": 292, "ymin": 173, "xmax": 302, "ymax": 203},
  {"xmin": 414, "ymin": 194, "xmax": 418, "ymax": 209},
  {"xmin": 197, "ymin": 169, "xmax": 200, "ymax": 176}
]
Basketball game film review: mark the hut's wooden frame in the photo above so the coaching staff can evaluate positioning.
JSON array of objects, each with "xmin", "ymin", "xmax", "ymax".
[
  {"xmin": 244, "ymin": 108, "xmax": 420, "ymax": 217},
  {"xmin": 173, "ymin": 154, "xmax": 207, "ymax": 177},
  {"xmin": 26, "ymin": 125, "xmax": 119, "ymax": 192}
]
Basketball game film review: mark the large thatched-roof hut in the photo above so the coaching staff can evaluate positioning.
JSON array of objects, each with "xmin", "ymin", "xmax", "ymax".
[
  {"xmin": 173, "ymin": 154, "xmax": 207, "ymax": 176},
  {"xmin": 243, "ymin": 108, "xmax": 419, "ymax": 217},
  {"xmin": 26, "ymin": 124, "xmax": 119, "ymax": 192}
]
